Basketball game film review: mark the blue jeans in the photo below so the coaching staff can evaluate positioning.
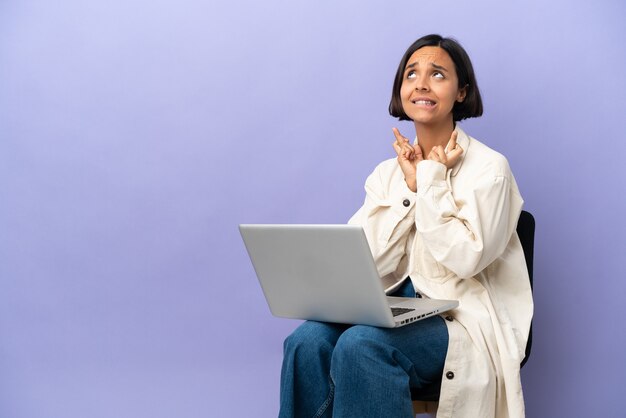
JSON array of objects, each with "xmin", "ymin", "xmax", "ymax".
[{"xmin": 279, "ymin": 280, "xmax": 449, "ymax": 418}]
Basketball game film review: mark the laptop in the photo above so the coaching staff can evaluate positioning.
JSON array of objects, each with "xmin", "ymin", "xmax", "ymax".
[{"xmin": 239, "ymin": 224, "xmax": 458, "ymax": 328}]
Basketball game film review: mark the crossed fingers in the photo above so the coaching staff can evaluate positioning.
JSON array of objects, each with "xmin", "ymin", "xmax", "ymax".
[
  {"xmin": 428, "ymin": 131, "xmax": 463, "ymax": 168},
  {"xmin": 392, "ymin": 128, "xmax": 423, "ymax": 162}
]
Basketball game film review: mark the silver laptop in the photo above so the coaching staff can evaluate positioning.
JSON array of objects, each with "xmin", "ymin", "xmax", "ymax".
[{"xmin": 239, "ymin": 224, "xmax": 458, "ymax": 328}]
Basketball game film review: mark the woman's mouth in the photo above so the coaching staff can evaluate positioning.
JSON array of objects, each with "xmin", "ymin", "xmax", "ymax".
[{"xmin": 411, "ymin": 99, "xmax": 436, "ymax": 107}]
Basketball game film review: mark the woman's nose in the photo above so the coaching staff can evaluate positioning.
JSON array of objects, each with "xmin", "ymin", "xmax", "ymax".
[
  {"xmin": 414, "ymin": 75, "xmax": 430, "ymax": 91},
  {"xmin": 415, "ymin": 80, "xmax": 429, "ymax": 91}
]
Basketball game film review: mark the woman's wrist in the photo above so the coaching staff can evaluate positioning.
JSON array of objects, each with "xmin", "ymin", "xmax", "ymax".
[{"xmin": 405, "ymin": 177, "xmax": 417, "ymax": 193}]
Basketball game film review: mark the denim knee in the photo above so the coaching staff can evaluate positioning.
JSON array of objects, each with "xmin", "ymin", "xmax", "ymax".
[
  {"xmin": 283, "ymin": 321, "xmax": 341, "ymax": 361},
  {"xmin": 331, "ymin": 326, "xmax": 391, "ymax": 370}
]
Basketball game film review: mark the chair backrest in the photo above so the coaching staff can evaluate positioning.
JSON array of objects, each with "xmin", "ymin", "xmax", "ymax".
[{"xmin": 516, "ymin": 210, "xmax": 535, "ymax": 368}]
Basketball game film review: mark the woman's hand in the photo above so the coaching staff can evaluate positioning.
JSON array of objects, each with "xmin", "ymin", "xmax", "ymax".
[
  {"xmin": 426, "ymin": 131, "xmax": 463, "ymax": 169},
  {"xmin": 392, "ymin": 127, "xmax": 423, "ymax": 192}
]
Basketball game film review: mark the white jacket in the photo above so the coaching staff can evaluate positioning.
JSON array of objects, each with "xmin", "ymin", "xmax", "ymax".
[{"xmin": 348, "ymin": 125, "xmax": 534, "ymax": 418}]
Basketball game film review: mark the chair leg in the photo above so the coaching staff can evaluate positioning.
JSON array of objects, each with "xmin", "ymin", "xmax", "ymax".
[{"xmin": 412, "ymin": 400, "xmax": 438, "ymax": 417}]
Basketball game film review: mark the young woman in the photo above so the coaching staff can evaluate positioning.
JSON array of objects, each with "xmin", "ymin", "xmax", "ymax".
[{"xmin": 279, "ymin": 34, "xmax": 533, "ymax": 418}]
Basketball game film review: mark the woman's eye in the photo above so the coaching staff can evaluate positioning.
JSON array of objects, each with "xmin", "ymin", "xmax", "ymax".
[
  {"xmin": 407, "ymin": 71, "xmax": 416, "ymax": 79},
  {"xmin": 433, "ymin": 71, "xmax": 444, "ymax": 79}
]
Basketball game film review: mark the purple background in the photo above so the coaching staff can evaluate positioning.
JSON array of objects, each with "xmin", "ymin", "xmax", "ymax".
[{"xmin": 1, "ymin": 0, "xmax": 625, "ymax": 417}]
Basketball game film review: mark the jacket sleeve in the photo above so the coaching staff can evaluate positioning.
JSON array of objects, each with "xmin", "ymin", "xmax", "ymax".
[
  {"xmin": 348, "ymin": 161, "xmax": 417, "ymax": 278},
  {"xmin": 414, "ymin": 159, "xmax": 523, "ymax": 279}
]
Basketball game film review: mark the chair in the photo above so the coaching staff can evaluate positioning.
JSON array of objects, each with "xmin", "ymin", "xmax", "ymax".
[{"xmin": 412, "ymin": 210, "xmax": 535, "ymax": 417}]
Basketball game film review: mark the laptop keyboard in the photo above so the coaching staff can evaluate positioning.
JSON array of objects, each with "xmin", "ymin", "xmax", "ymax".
[{"xmin": 391, "ymin": 307, "xmax": 415, "ymax": 317}]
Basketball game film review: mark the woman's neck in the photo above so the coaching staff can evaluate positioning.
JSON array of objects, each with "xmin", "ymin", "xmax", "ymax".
[{"xmin": 414, "ymin": 119, "xmax": 456, "ymax": 157}]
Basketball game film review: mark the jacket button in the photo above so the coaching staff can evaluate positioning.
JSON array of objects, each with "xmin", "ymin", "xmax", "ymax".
[
  {"xmin": 446, "ymin": 371, "xmax": 455, "ymax": 380},
  {"xmin": 402, "ymin": 199, "xmax": 410, "ymax": 207},
  {"xmin": 445, "ymin": 316, "xmax": 454, "ymax": 322}
]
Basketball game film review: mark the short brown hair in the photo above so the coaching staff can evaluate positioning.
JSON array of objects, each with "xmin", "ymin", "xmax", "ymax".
[{"xmin": 389, "ymin": 34, "xmax": 483, "ymax": 122}]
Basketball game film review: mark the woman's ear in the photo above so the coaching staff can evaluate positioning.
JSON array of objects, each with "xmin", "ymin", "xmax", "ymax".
[{"xmin": 457, "ymin": 84, "xmax": 468, "ymax": 103}]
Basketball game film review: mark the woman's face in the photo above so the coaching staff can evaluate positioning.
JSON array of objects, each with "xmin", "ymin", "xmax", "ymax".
[{"xmin": 400, "ymin": 46, "xmax": 467, "ymax": 126}]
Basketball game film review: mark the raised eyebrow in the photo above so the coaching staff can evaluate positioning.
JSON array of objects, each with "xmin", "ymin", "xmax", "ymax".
[
  {"xmin": 404, "ymin": 62, "xmax": 417, "ymax": 72},
  {"xmin": 431, "ymin": 63, "xmax": 449, "ymax": 72},
  {"xmin": 404, "ymin": 61, "xmax": 448, "ymax": 73}
]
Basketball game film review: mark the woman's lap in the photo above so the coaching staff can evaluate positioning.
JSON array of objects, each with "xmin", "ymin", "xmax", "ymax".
[
  {"xmin": 280, "ymin": 279, "xmax": 449, "ymax": 417},
  {"xmin": 288, "ymin": 315, "xmax": 448, "ymax": 385},
  {"xmin": 286, "ymin": 278, "xmax": 448, "ymax": 383}
]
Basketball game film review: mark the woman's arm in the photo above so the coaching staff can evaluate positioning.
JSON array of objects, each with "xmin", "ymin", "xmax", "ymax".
[
  {"xmin": 414, "ymin": 158, "xmax": 523, "ymax": 279},
  {"xmin": 348, "ymin": 161, "xmax": 416, "ymax": 278}
]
